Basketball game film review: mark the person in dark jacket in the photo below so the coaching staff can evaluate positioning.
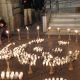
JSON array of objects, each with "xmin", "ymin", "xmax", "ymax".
[
  {"xmin": 22, "ymin": 0, "xmax": 33, "ymax": 26},
  {"xmin": 0, "ymin": 19, "xmax": 7, "ymax": 39},
  {"xmin": 33, "ymin": 0, "xmax": 44, "ymax": 22},
  {"xmin": 33, "ymin": 0, "xmax": 44, "ymax": 11}
]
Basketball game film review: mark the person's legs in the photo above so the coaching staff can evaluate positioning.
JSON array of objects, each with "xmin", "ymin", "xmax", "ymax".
[
  {"xmin": 24, "ymin": 9, "xmax": 28, "ymax": 25},
  {"xmin": 28, "ymin": 8, "xmax": 32, "ymax": 24}
]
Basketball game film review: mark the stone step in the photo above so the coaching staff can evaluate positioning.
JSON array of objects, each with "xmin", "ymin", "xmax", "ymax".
[
  {"xmin": 51, "ymin": 13, "xmax": 80, "ymax": 18},
  {"xmin": 46, "ymin": 28, "xmax": 80, "ymax": 35},
  {"xmin": 46, "ymin": 0, "xmax": 80, "ymax": 8},
  {"xmin": 46, "ymin": 13, "xmax": 80, "ymax": 35}
]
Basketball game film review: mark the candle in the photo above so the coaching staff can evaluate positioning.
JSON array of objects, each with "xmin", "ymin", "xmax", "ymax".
[
  {"xmin": 48, "ymin": 27, "xmax": 51, "ymax": 38},
  {"xmin": 67, "ymin": 28, "xmax": 70, "ymax": 32},
  {"xmin": 15, "ymin": 72, "xmax": 19, "ymax": 79},
  {"xmin": 57, "ymin": 28, "xmax": 61, "ymax": 39},
  {"xmin": 37, "ymin": 26, "xmax": 40, "ymax": 30},
  {"xmin": 57, "ymin": 27, "xmax": 60, "ymax": 31},
  {"xmin": 37, "ymin": 26, "xmax": 40, "ymax": 38},
  {"xmin": 69, "ymin": 51, "xmax": 72, "ymax": 55},
  {"xmin": 6, "ymin": 71, "xmax": 10, "ymax": 79},
  {"xmin": 56, "ymin": 77, "xmax": 59, "ymax": 80},
  {"xmin": 74, "ymin": 30, "xmax": 78, "ymax": 43},
  {"xmin": 26, "ymin": 26, "xmax": 29, "ymax": 39},
  {"xmin": 1, "ymin": 71, "xmax": 5, "ymax": 79},
  {"xmin": 6, "ymin": 30, "xmax": 10, "ymax": 42},
  {"xmin": 67, "ymin": 28, "xmax": 71, "ymax": 41},
  {"xmin": 52, "ymin": 77, "xmax": 55, "ymax": 80},
  {"xmin": 60, "ymin": 77, "xmax": 63, "ymax": 80},
  {"xmin": 17, "ymin": 28, "xmax": 21, "ymax": 40},
  {"xmin": 18, "ymin": 72, "xmax": 23, "ymax": 80},
  {"xmin": 74, "ymin": 30, "xmax": 78, "ymax": 34},
  {"xmin": 10, "ymin": 71, "xmax": 14, "ymax": 79}
]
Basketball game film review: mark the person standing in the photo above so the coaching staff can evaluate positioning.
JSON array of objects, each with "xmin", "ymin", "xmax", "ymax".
[
  {"xmin": 0, "ymin": 18, "xmax": 7, "ymax": 39},
  {"xmin": 22, "ymin": 0, "xmax": 33, "ymax": 26},
  {"xmin": 33, "ymin": 0, "xmax": 44, "ymax": 22}
]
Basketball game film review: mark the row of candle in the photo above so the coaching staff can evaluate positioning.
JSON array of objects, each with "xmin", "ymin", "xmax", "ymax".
[
  {"xmin": 44, "ymin": 77, "xmax": 67, "ymax": 80},
  {"xmin": 52, "ymin": 47, "xmax": 63, "ymax": 53},
  {"xmin": 48, "ymin": 27, "xmax": 79, "ymax": 34},
  {"xmin": 58, "ymin": 41, "xmax": 69, "ymax": 45},
  {"xmin": 1, "ymin": 71, "xmax": 23, "ymax": 80},
  {"xmin": 33, "ymin": 46, "xmax": 43, "ymax": 52},
  {"xmin": 0, "ymin": 25, "xmax": 79, "ymax": 45}
]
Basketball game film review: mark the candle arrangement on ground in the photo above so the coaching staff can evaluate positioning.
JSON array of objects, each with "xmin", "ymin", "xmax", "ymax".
[
  {"xmin": 43, "ymin": 77, "xmax": 67, "ymax": 80},
  {"xmin": 58, "ymin": 41, "xmax": 69, "ymax": 46},
  {"xmin": 0, "ymin": 71, "xmax": 23, "ymax": 80},
  {"xmin": 0, "ymin": 27, "xmax": 80, "ymax": 78},
  {"xmin": 0, "ymin": 42, "xmax": 15, "ymax": 71}
]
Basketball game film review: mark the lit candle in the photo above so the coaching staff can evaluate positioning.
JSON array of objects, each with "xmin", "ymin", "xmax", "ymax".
[
  {"xmin": 17, "ymin": 28, "xmax": 21, "ymax": 40},
  {"xmin": 67, "ymin": 28, "xmax": 70, "ymax": 32},
  {"xmin": 52, "ymin": 77, "xmax": 55, "ymax": 80},
  {"xmin": 1, "ymin": 71, "xmax": 5, "ymax": 79},
  {"xmin": 60, "ymin": 77, "xmax": 63, "ymax": 80},
  {"xmin": 37, "ymin": 26, "xmax": 40, "ymax": 38},
  {"xmin": 67, "ymin": 28, "xmax": 71, "ymax": 41},
  {"xmin": 56, "ymin": 77, "xmax": 59, "ymax": 80},
  {"xmin": 18, "ymin": 72, "xmax": 23, "ymax": 80},
  {"xmin": 15, "ymin": 72, "xmax": 19, "ymax": 79},
  {"xmin": 47, "ymin": 27, "xmax": 51, "ymax": 38},
  {"xmin": 69, "ymin": 51, "xmax": 72, "ymax": 55},
  {"xmin": 26, "ymin": 26, "xmax": 29, "ymax": 39},
  {"xmin": 6, "ymin": 30, "xmax": 10, "ymax": 42},
  {"xmin": 57, "ymin": 27, "xmax": 60, "ymax": 31},
  {"xmin": 10, "ymin": 71, "xmax": 14, "ymax": 79},
  {"xmin": 37, "ymin": 26, "xmax": 40, "ymax": 30},
  {"xmin": 57, "ymin": 27, "xmax": 61, "ymax": 39},
  {"xmin": 74, "ymin": 30, "xmax": 78, "ymax": 43},
  {"xmin": 6, "ymin": 71, "xmax": 10, "ymax": 79}
]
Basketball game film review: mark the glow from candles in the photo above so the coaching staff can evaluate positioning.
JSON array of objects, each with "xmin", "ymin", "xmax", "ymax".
[
  {"xmin": 26, "ymin": 26, "xmax": 29, "ymax": 31},
  {"xmin": 57, "ymin": 27, "xmax": 60, "ymax": 31},
  {"xmin": 44, "ymin": 77, "xmax": 67, "ymax": 80},
  {"xmin": 6, "ymin": 30, "xmax": 9, "ymax": 34},
  {"xmin": 48, "ymin": 27, "xmax": 51, "ymax": 31},
  {"xmin": 1, "ymin": 71, "xmax": 23, "ymax": 80},
  {"xmin": 17, "ymin": 28, "xmax": 20, "ymax": 32},
  {"xmin": 58, "ymin": 40, "xmax": 69, "ymax": 45},
  {"xmin": 37, "ymin": 26, "xmax": 40, "ymax": 30},
  {"xmin": 67, "ymin": 28, "xmax": 71, "ymax": 32},
  {"xmin": 74, "ymin": 30, "xmax": 78, "ymax": 34}
]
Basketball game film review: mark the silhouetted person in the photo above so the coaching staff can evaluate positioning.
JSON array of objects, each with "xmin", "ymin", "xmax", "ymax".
[
  {"xmin": 33, "ymin": 0, "xmax": 44, "ymax": 22},
  {"xmin": 0, "ymin": 19, "xmax": 7, "ymax": 39}
]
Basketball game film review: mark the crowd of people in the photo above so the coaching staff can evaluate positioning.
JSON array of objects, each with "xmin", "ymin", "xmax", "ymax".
[
  {"xmin": 0, "ymin": 0, "xmax": 45, "ymax": 39},
  {"xmin": 22, "ymin": 0, "xmax": 45, "ymax": 26}
]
